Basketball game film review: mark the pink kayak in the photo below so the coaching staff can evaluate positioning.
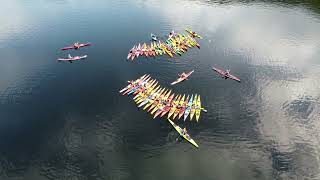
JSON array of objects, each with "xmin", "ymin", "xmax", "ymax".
[
  {"xmin": 171, "ymin": 70, "xmax": 194, "ymax": 85},
  {"xmin": 61, "ymin": 43, "xmax": 91, "ymax": 50},
  {"xmin": 212, "ymin": 67, "xmax": 240, "ymax": 82},
  {"xmin": 58, "ymin": 55, "xmax": 87, "ymax": 62}
]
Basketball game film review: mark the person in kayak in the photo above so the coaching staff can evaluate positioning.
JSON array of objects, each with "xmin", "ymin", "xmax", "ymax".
[
  {"xmin": 224, "ymin": 69, "xmax": 230, "ymax": 79},
  {"xmin": 178, "ymin": 72, "xmax": 189, "ymax": 80},
  {"xmin": 181, "ymin": 128, "xmax": 190, "ymax": 138},
  {"xmin": 169, "ymin": 31, "xmax": 173, "ymax": 38},
  {"xmin": 191, "ymin": 32, "xmax": 196, "ymax": 37},
  {"xmin": 176, "ymin": 127, "xmax": 189, "ymax": 142},
  {"xmin": 73, "ymin": 42, "xmax": 80, "ymax": 49}
]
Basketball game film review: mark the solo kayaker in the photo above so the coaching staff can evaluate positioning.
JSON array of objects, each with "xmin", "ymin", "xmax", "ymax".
[
  {"xmin": 169, "ymin": 32, "xmax": 173, "ymax": 38},
  {"xmin": 225, "ymin": 69, "xmax": 231, "ymax": 79},
  {"xmin": 182, "ymin": 127, "xmax": 188, "ymax": 136},
  {"xmin": 74, "ymin": 42, "xmax": 80, "ymax": 49},
  {"xmin": 178, "ymin": 72, "xmax": 186, "ymax": 78}
]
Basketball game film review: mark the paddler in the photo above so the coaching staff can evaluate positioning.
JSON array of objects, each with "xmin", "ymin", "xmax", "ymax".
[
  {"xmin": 191, "ymin": 31, "xmax": 196, "ymax": 37},
  {"xmin": 74, "ymin": 42, "xmax": 80, "ymax": 49},
  {"xmin": 176, "ymin": 127, "xmax": 189, "ymax": 142},
  {"xmin": 181, "ymin": 127, "xmax": 189, "ymax": 138},
  {"xmin": 169, "ymin": 32, "xmax": 173, "ymax": 39},
  {"xmin": 178, "ymin": 72, "xmax": 187, "ymax": 79},
  {"xmin": 225, "ymin": 69, "xmax": 230, "ymax": 79}
]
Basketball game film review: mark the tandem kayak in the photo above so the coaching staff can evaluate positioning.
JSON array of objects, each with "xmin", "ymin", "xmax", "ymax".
[
  {"xmin": 167, "ymin": 118, "xmax": 199, "ymax": 148},
  {"xmin": 171, "ymin": 70, "xmax": 194, "ymax": 85},
  {"xmin": 61, "ymin": 42, "xmax": 91, "ymax": 50},
  {"xmin": 212, "ymin": 67, "xmax": 241, "ymax": 82},
  {"xmin": 58, "ymin": 55, "xmax": 87, "ymax": 62}
]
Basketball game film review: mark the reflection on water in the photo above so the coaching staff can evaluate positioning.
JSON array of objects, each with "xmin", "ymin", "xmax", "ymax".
[{"xmin": 0, "ymin": 0, "xmax": 320, "ymax": 179}]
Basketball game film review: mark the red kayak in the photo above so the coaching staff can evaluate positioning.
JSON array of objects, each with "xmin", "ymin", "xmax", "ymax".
[
  {"xmin": 58, "ymin": 55, "xmax": 87, "ymax": 62},
  {"xmin": 61, "ymin": 43, "xmax": 91, "ymax": 50},
  {"xmin": 171, "ymin": 70, "xmax": 194, "ymax": 85},
  {"xmin": 212, "ymin": 67, "xmax": 240, "ymax": 82}
]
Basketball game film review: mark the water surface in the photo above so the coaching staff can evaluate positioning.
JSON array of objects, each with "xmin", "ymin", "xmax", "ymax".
[{"xmin": 0, "ymin": 0, "xmax": 320, "ymax": 179}]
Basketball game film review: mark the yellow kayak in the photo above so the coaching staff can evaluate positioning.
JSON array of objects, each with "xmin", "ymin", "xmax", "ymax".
[
  {"xmin": 167, "ymin": 118, "xmax": 199, "ymax": 148},
  {"xmin": 161, "ymin": 44, "xmax": 173, "ymax": 57},
  {"xmin": 135, "ymin": 84, "xmax": 160, "ymax": 104},
  {"xmin": 148, "ymin": 89, "xmax": 171, "ymax": 112},
  {"xmin": 190, "ymin": 94, "xmax": 197, "ymax": 121},
  {"xmin": 185, "ymin": 28, "xmax": 203, "ymax": 39},
  {"xmin": 143, "ymin": 88, "xmax": 166, "ymax": 110},
  {"xmin": 168, "ymin": 94, "xmax": 181, "ymax": 119},
  {"xmin": 195, "ymin": 95, "xmax": 201, "ymax": 122},
  {"xmin": 173, "ymin": 94, "xmax": 185, "ymax": 120},
  {"xmin": 137, "ymin": 87, "xmax": 164, "ymax": 108},
  {"xmin": 133, "ymin": 80, "xmax": 158, "ymax": 100},
  {"xmin": 151, "ymin": 90, "xmax": 172, "ymax": 114}
]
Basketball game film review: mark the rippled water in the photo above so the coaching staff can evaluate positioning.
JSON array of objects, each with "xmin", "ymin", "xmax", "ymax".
[{"xmin": 0, "ymin": 0, "xmax": 320, "ymax": 179}]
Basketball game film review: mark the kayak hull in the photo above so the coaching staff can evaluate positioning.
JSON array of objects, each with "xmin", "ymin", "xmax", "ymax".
[
  {"xmin": 58, "ymin": 55, "xmax": 87, "ymax": 61},
  {"xmin": 61, "ymin": 43, "xmax": 91, "ymax": 50},
  {"xmin": 212, "ymin": 67, "xmax": 241, "ymax": 82},
  {"xmin": 167, "ymin": 118, "xmax": 199, "ymax": 148}
]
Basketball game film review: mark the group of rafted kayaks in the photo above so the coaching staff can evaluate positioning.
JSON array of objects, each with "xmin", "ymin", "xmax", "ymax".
[
  {"xmin": 119, "ymin": 74, "xmax": 207, "ymax": 148},
  {"xmin": 127, "ymin": 29, "xmax": 202, "ymax": 61},
  {"xmin": 120, "ymin": 74, "xmax": 207, "ymax": 122},
  {"xmin": 123, "ymin": 29, "xmax": 242, "ymax": 148}
]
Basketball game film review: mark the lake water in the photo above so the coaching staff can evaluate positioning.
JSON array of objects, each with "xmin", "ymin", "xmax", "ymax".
[{"xmin": 0, "ymin": 0, "xmax": 320, "ymax": 179}]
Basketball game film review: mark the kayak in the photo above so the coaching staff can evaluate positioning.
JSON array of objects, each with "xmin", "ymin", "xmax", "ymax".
[
  {"xmin": 119, "ymin": 74, "xmax": 148, "ymax": 93},
  {"xmin": 151, "ymin": 33, "xmax": 158, "ymax": 41},
  {"xmin": 58, "ymin": 55, "xmax": 87, "ymax": 62},
  {"xmin": 137, "ymin": 87, "xmax": 158, "ymax": 106},
  {"xmin": 134, "ymin": 84, "xmax": 159, "ymax": 102},
  {"xmin": 171, "ymin": 70, "xmax": 194, "ymax": 85},
  {"xmin": 135, "ymin": 84, "xmax": 160, "ymax": 103},
  {"xmin": 61, "ymin": 43, "xmax": 91, "ymax": 50},
  {"xmin": 151, "ymin": 90, "xmax": 172, "ymax": 115},
  {"xmin": 178, "ymin": 95, "xmax": 189, "ymax": 119},
  {"xmin": 168, "ymin": 95, "xmax": 181, "ymax": 119},
  {"xmin": 147, "ymin": 89, "xmax": 170, "ymax": 112},
  {"xmin": 122, "ymin": 76, "xmax": 151, "ymax": 95},
  {"xmin": 127, "ymin": 46, "xmax": 135, "ymax": 60},
  {"xmin": 184, "ymin": 94, "xmax": 193, "ymax": 121},
  {"xmin": 137, "ymin": 87, "xmax": 163, "ymax": 108},
  {"xmin": 154, "ymin": 93, "xmax": 174, "ymax": 118},
  {"xmin": 212, "ymin": 67, "xmax": 241, "ymax": 82},
  {"xmin": 195, "ymin": 95, "xmax": 201, "ymax": 122},
  {"xmin": 187, "ymin": 36, "xmax": 200, "ymax": 49},
  {"xmin": 173, "ymin": 94, "xmax": 185, "ymax": 120},
  {"xmin": 159, "ymin": 93, "xmax": 176, "ymax": 117},
  {"xmin": 143, "ymin": 88, "xmax": 167, "ymax": 110},
  {"xmin": 168, "ymin": 30, "xmax": 175, "ymax": 39},
  {"xmin": 143, "ymin": 88, "xmax": 166, "ymax": 110},
  {"xmin": 190, "ymin": 94, "xmax": 197, "ymax": 121},
  {"xmin": 185, "ymin": 28, "xmax": 202, "ymax": 39},
  {"xmin": 161, "ymin": 44, "xmax": 173, "ymax": 57},
  {"xmin": 127, "ymin": 78, "xmax": 153, "ymax": 95},
  {"xmin": 167, "ymin": 118, "xmax": 199, "ymax": 148},
  {"xmin": 133, "ymin": 79, "xmax": 157, "ymax": 96}
]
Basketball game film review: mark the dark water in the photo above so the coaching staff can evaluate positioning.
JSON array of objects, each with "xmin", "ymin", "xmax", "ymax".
[{"xmin": 1, "ymin": 0, "xmax": 320, "ymax": 179}]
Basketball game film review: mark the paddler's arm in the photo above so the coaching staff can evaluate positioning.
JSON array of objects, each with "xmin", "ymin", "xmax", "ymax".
[{"xmin": 201, "ymin": 108, "xmax": 207, "ymax": 112}]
